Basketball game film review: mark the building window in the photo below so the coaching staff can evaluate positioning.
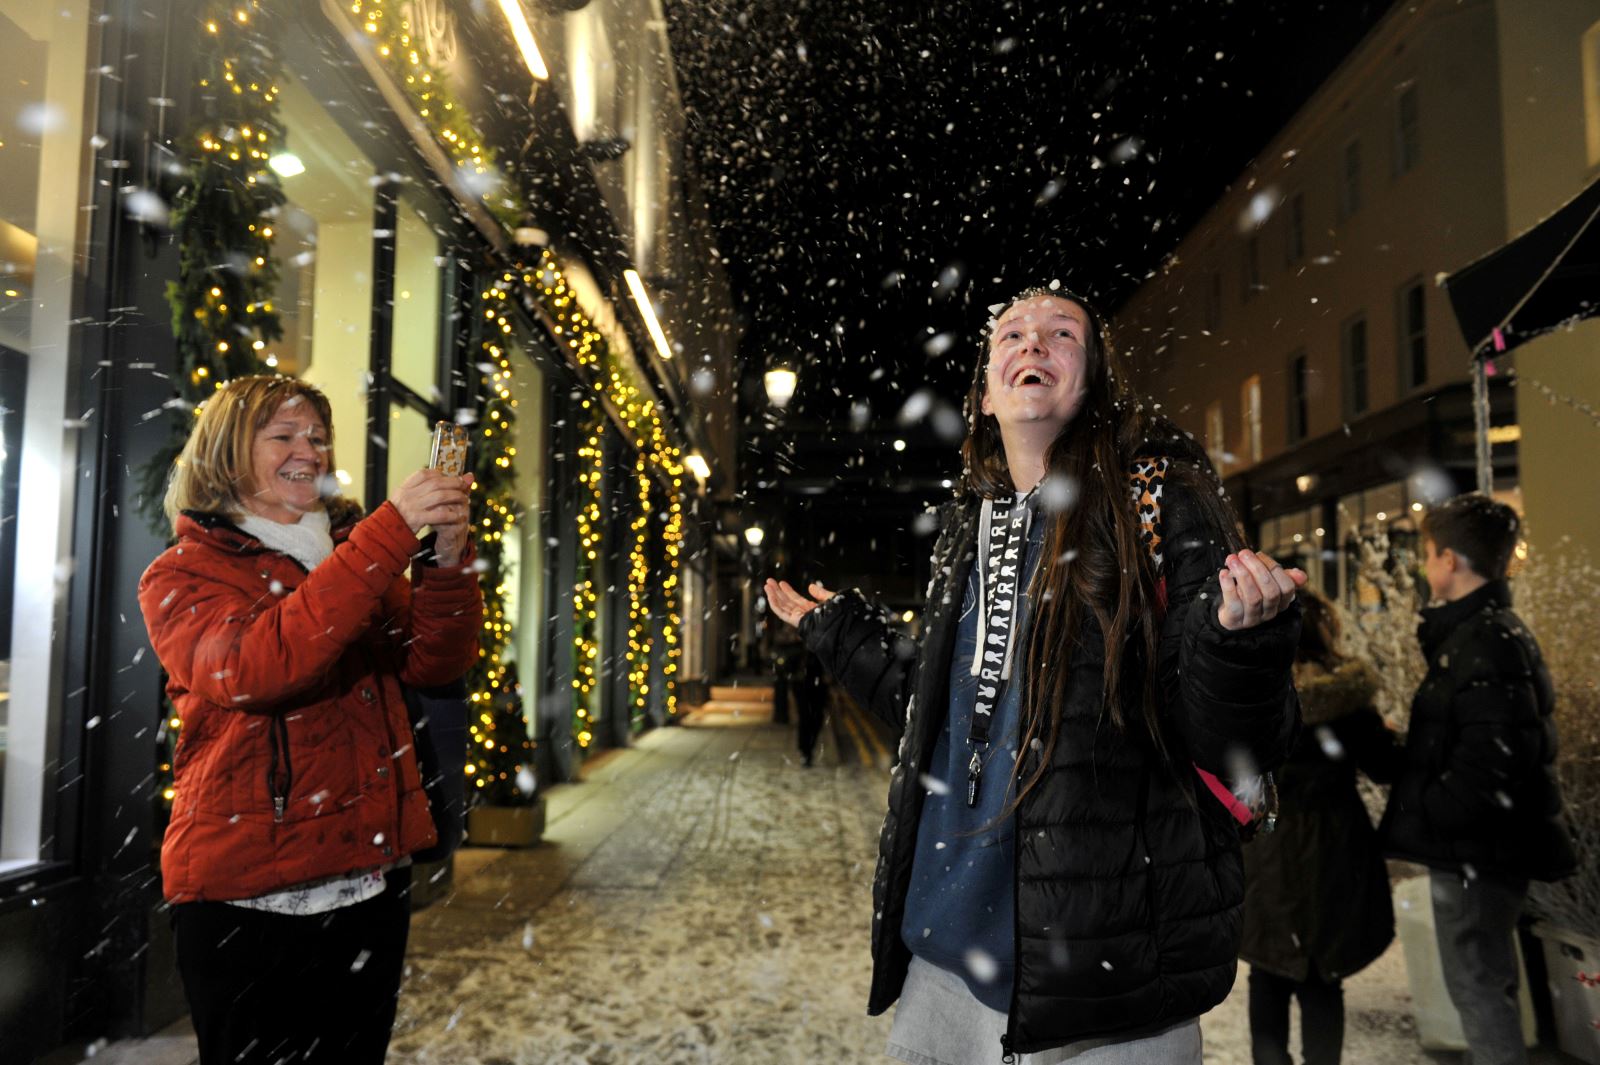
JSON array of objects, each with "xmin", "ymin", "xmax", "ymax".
[
  {"xmin": 1397, "ymin": 278, "xmax": 1427, "ymax": 390},
  {"xmin": 1342, "ymin": 314, "xmax": 1369, "ymax": 417},
  {"xmin": 1206, "ymin": 401, "xmax": 1226, "ymax": 472},
  {"xmin": 1394, "ymin": 83, "xmax": 1421, "ymax": 175},
  {"xmin": 1285, "ymin": 193, "xmax": 1306, "ymax": 266},
  {"xmin": 1287, "ymin": 351, "xmax": 1310, "ymax": 443},
  {"xmin": 1584, "ymin": 20, "xmax": 1600, "ymax": 168},
  {"xmin": 1204, "ymin": 270, "xmax": 1222, "ymax": 334},
  {"xmin": 1340, "ymin": 139, "xmax": 1362, "ymax": 219},
  {"xmin": 1242, "ymin": 234, "xmax": 1261, "ymax": 300},
  {"xmin": 1241, "ymin": 375, "xmax": 1263, "ymax": 464}
]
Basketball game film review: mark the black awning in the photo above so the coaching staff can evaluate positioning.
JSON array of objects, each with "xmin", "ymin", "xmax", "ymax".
[{"xmin": 1441, "ymin": 173, "xmax": 1600, "ymax": 358}]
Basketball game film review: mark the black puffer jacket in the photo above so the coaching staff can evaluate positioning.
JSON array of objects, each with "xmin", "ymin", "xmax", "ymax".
[
  {"xmin": 1378, "ymin": 581, "xmax": 1576, "ymax": 882},
  {"xmin": 1241, "ymin": 660, "xmax": 1398, "ymax": 983},
  {"xmin": 801, "ymin": 473, "xmax": 1301, "ymax": 1055}
]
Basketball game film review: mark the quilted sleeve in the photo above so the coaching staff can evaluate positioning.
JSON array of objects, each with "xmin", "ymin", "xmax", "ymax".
[
  {"xmin": 139, "ymin": 503, "xmax": 420, "ymax": 711},
  {"xmin": 1157, "ymin": 475, "xmax": 1302, "ymax": 778}
]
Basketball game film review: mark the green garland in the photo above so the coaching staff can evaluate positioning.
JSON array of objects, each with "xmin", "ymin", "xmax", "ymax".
[
  {"xmin": 142, "ymin": 0, "xmax": 285, "ymax": 522},
  {"xmin": 464, "ymin": 272, "xmax": 536, "ymax": 804}
]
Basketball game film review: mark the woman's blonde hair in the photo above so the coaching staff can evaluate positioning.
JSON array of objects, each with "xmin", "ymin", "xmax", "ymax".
[{"xmin": 163, "ymin": 375, "xmax": 336, "ymax": 530}]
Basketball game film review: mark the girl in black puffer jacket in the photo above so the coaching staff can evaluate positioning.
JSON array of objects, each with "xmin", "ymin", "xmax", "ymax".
[
  {"xmin": 766, "ymin": 288, "xmax": 1303, "ymax": 1065},
  {"xmin": 1241, "ymin": 589, "xmax": 1400, "ymax": 1065}
]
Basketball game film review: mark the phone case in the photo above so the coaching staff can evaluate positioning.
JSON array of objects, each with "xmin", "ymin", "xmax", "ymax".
[{"xmin": 429, "ymin": 422, "xmax": 470, "ymax": 477}]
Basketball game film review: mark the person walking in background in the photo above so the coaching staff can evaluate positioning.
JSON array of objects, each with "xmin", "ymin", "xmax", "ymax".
[
  {"xmin": 765, "ymin": 286, "xmax": 1304, "ymax": 1064},
  {"xmin": 1379, "ymin": 493, "xmax": 1576, "ymax": 1065},
  {"xmin": 795, "ymin": 648, "xmax": 829, "ymax": 767},
  {"xmin": 138, "ymin": 376, "xmax": 482, "ymax": 1065},
  {"xmin": 1241, "ymin": 587, "xmax": 1399, "ymax": 1065}
]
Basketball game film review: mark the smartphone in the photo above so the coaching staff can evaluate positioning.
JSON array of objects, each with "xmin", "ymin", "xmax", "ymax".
[{"xmin": 429, "ymin": 421, "xmax": 470, "ymax": 477}]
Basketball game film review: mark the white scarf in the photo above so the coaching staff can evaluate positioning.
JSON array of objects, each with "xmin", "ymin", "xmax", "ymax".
[{"xmin": 234, "ymin": 508, "xmax": 334, "ymax": 572}]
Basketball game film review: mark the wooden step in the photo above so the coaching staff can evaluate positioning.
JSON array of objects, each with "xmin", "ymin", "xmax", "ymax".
[
  {"xmin": 710, "ymin": 685, "xmax": 774, "ymax": 702},
  {"xmin": 681, "ymin": 700, "xmax": 774, "ymax": 728}
]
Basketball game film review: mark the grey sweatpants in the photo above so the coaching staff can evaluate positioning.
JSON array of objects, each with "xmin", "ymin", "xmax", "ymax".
[
  {"xmin": 886, "ymin": 955, "xmax": 1202, "ymax": 1065},
  {"xmin": 1430, "ymin": 868, "xmax": 1530, "ymax": 1065}
]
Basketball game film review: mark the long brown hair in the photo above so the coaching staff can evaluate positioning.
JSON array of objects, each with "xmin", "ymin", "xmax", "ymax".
[{"xmin": 962, "ymin": 288, "xmax": 1243, "ymax": 806}]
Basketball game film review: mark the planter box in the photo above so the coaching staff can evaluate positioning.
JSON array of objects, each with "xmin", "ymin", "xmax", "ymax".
[
  {"xmin": 466, "ymin": 799, "xmax": 546, "ymax": 848},
  {"xmin": 1533, "ymin": 923, "xmax": 1600, "ymax": 1065},
  {"xmin": 1393, "ymin": 875, "xmax": 1538, "ymax": 1050}
]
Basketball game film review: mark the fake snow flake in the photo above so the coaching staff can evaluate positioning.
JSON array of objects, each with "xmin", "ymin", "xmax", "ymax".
[
  {"xmin": 522, "ymin": 923, "xmax": 536, "ymax": 950},
  {"xmin": 515, "ymin": 767, "xmax": 537, "ymax": 796},
  {"xmin": 965, "ymin": 948, "xmax": 999, "ymax": 983},
  {"xmin": 373, "ymin": 833, "xmax": 385, "ymax": 846},
  {"xmin": 919, "ymin": 774, "xmax": 950, "ymax": 797},
  {"xmin": 1038, "ymin": 473, "xmax": 1078, "ymax": 514},
  {"xmin": 1101, "ymin": 959, "xmax": 1115, "ymax": 971},
  {"xmin": 758, "ymin": 913, "xmax": 774, "ymax": 929},
  {"xmin": 1314, "ymin": 726, "xmax": 1345, "ymax": 761},
  {"xmin": 350, "ymin": 949, "xmax": 371, "ymax": 973}
]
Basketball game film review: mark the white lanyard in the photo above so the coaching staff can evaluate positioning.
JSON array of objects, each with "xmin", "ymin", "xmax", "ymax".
[{"xmin": 965, "ymin": 491, "xmax": 1034, "ymax": 806}]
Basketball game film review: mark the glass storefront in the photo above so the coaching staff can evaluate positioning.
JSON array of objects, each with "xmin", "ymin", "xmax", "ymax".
[
  {"xmin": 271, "ymin": 69, "xmax": 378, "ymax": 501},
  {"xmin": 0, "ymin": 0, "xmax": 93, "ymax": 868}
]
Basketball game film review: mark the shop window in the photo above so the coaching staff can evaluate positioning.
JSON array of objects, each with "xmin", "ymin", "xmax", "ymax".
[
  {"xmin": 270, "ymin": 71, "xmax": 377, "ymax": 505},
  {"xmin": 1394, "ymin": 83, "xmax": 1421, "ymax": 176},
  {"xmin": 0, "ymin": 0, "xmax": 93, "ymax": 867},
  {"xmin": 1397, "ymin": 277, "xmax": 1427, "ymax": 391},
  {"xmin": 391, "ymin": 196, "xmax": 445, "ymax": 403},
  {"xmin": 1342, "ymin": 314, "xmax": 1369, "ymax": 417},
  {"xmin": 506, "ymin": 349, "xmax": 548, "ymax": 731},
  {"xmin": 1241, "ymin": 375, "xmax": 1263, "ymax": 464},
  {"xmin": 1340, "ymin": 139, "xmax": 1362, "ymax": 219}
]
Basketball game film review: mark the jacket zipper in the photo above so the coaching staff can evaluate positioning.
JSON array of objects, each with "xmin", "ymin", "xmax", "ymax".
[
  {"xmin": 1002, "ymin": 680, "xmax": 1031, "ymax": 1064},
  {"xmin": 263, "ymin": 552, "xmax": 308, "ymax": 823},
  {"xmin": 268, "ymin": 714, "xmax": 293, "ymax": 822}
]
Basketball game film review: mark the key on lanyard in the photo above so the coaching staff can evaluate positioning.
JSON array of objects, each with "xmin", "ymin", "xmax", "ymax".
[{"xmin": 966, "ymin": 748, "xmax": 983, "ymax": 807}]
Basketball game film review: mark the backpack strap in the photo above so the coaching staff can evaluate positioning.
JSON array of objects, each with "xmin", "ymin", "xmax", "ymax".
[{"xmin": 1126, "ymin": 456, "xmax": 1277, "ymax": 836}]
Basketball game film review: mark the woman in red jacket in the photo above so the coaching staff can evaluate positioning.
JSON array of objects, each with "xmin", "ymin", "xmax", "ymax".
[{"xmin": 138, "ymin": 375, "xmax": 482, "ymax": 1065}]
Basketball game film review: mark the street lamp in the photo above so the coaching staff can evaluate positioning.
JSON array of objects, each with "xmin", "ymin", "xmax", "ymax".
[
  {"xmin": 744, "ymin": 525, "xmax": 765, "ymax": 549},
  {"xmin": 763, "ymin": 368, "xmax": 797, "ymax": 408}
]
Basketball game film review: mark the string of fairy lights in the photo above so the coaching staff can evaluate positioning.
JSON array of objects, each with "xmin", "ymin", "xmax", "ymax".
[
  {"xmin": 572, "ymin": 413, "xmax": 604, "ymax": 747},
  {"xmin": 158, "ymin": 0, "xmax": 691, "ymax": 806},
  {"xmin": 627, "ymin": 450, "xmax": 655, "ymax": 732}
]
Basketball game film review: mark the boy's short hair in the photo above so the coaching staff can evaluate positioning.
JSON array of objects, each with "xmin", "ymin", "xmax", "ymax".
[{"xmin": 1421, "ymin": 493, "xmax": 1521, "ymax": 581}]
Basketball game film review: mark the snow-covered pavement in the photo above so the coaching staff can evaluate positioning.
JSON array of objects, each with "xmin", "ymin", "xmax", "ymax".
[{"xmin": 69, "ymin": 715, "xmax": 1577, "ymax": 1064}]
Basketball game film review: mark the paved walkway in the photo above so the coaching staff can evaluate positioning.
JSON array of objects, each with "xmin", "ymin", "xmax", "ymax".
[{"xmin": 67, "ymin": 711, "xmax": 1581, "ymax": 1064}]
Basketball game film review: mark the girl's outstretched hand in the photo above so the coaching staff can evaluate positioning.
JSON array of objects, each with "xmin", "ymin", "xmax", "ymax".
[
  {"xmin": 764, "ymin": 578, "xmax": 835, "ymax": 629},
  {"xmin": 1217, "ymin": 549, "xmax": 1307, "ymax": 631}
]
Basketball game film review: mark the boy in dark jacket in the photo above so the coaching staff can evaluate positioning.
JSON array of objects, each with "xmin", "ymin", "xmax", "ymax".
[{"xmin": 1378, "ymin": 493, "xmax": 1576, "ymax": 1065}]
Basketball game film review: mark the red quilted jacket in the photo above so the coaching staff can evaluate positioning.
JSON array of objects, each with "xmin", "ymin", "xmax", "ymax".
[{"xmin": 138, "ymin": 501, "xmax": 483, "ymax": 902}]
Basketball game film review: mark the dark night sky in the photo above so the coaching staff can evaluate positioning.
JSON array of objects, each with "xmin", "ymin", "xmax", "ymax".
[{"xmin": 662, "ymin": 0, "xmax": 1396, "ymax": 511}]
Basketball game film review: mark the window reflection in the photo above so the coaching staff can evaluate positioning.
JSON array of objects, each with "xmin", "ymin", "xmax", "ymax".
[{"xmin": 271, "ymin": 71, "xmax": 376, "ymax": 504}]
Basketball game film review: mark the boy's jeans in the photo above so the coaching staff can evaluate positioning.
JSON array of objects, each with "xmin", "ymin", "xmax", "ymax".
[{"xmin": 1430, "ymin": 869, "xmax": 1530, "ymax": 1065}]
